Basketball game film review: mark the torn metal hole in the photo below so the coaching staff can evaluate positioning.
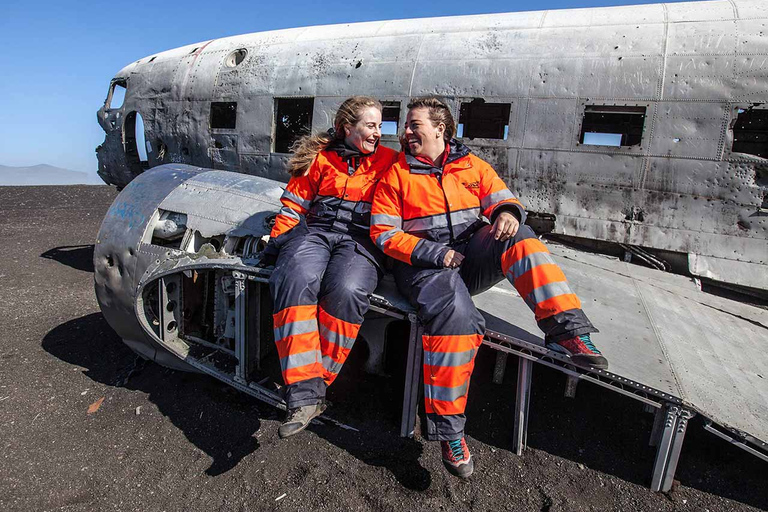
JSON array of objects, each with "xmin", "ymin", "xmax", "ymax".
[{"xmin": 225, "ymin": 49, "xmax": 247, "ymax": 68}]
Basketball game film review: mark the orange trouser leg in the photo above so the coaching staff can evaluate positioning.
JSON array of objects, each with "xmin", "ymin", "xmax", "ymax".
[
  {"xmin": 318, "ymin": 307, "xmax": 362, "ymax": 386},
  {"xmin": 500, "ymin": 236, "xmax": 582, "ymax": 322},
  {"xmin": 273, "ymin": 305, "xmax": 324, "ymax": 385}
]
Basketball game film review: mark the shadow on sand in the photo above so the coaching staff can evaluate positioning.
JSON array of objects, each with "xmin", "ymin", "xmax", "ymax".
[
  {"xmin": 464, "ymin": 346, "xmax": 768, "ymax": 510},
  {"xmin": 42, "ymin": 312, "xmax": 263, "ymax": 476},
  {"xmin": 40, "ymin": 245, "xmax": 95, "ymax": 273},
  {"xmin": 41, "ymin": 312, "xmax": 431, "ymax": 489}
]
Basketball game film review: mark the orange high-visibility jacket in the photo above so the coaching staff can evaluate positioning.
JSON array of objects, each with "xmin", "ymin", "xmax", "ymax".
[
  {"xmin": 370, "ymin": 140, "xmax": 526, "ymax": 267},
  {"xmin": 271, "ymin": 144, "xmax": 399, "ymax": 240}
]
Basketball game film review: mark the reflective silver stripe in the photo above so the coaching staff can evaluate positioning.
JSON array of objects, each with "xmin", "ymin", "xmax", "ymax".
[
  {"xmin": 527, "ymin": 281, "xmax": 574, "ymax": 305},
  {"xmin": 449, "ymin": 208, "xmax": 481, "ymax": 226},
  {"xmin": 402, "ymin": 209, "xmax": 481, "ymax": 232},
  {"xmin": 319, "ymin": 324, "xmax": 356, "ymax": 350},
  {"xmin": 403, "ymin": 214, "xmax": 447, "ymax": 231},
  {"xmin": 424, "ymin": 381, "xmax": 469, "ymax": 403},
  {"xmin": 322, "ymin": 355, "xmax": 344, "ymax": 375},
  {"xmin": 424, "ymin": 349, "xmax": 475, "ymax": 368},
  {"xmin": 505, "ymin": 251, "xmax": 555, "ymax": 282},
  {"xmin": 278, "ymin": 205, "xmax": 301, "ymax": 221},
  {"xmin": 354, "ymin": 202, "xmax": 372, "ymax": 214},
  {"xmin": 280, "ymin": 349, "xmax": 322, "ymax": 371},
  {"xmin": 481, "ymin": 188, "xmax": 515, "ymax": 210},
  {"xmin": 375, "ymin": 227, "xmax": 402, "ymax": 249},
  {"xmin": 281, "ymin": 189, "xmax": 312, "ymax": 210},
  {"xmin": 371, "ymin": 214, "xmax": 402, "ymax": 227},
  {"xmin": 274, "ymin": 319, "xmax": 317, "ymax": 342}
]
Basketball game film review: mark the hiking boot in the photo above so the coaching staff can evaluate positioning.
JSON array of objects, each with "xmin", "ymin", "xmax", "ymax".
[
  {"xmin": 547, "ymin": 334, "xmax": 609, "ymax": 369},
  {"xmin": 441, "ymin": 437, "xmax": 474, "ymax": 479},
  {"xmin": 278, "ymin": 401, "xmax": 327, "ymax": 439}
]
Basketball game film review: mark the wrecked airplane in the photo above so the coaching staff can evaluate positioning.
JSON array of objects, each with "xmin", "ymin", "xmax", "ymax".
[
  {"xmin": 93, "ymin": 0, "xmax": 768, "ymax": 493},
  {"xmin": 95, "ymin": 0, "xmax": 768, "ymax": 293}
]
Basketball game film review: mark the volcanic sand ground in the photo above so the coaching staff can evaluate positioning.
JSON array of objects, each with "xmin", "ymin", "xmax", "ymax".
[{"xmin": 0, "ymin": 185, "xmax": 765, "ymax": 512}]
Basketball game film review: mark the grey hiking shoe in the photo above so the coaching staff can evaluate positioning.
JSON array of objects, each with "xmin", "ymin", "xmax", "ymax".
[{"xmin": 278, "ymin": 402, "xmax": 327, "ymax": 439}]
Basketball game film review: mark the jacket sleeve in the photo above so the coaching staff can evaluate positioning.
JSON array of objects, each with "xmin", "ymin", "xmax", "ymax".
[
  {"xmin": 270, "ymin": 162, "xmax": 320, "ymax": 240},
  {"xmin": 477, "ymin": 160, "xmax": 527, "ymax": 225},
  {"xmin": 371, "ymin": 169, "xmax": 450, "ymax": 268}
]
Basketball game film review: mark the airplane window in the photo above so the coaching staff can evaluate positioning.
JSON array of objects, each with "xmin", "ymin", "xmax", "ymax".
[
  {"xmin": 108, "ymin": 81, "xmax": 126, "ymax": 110},
  {"xmin": 583, "ymin": 133, "xmax": 622, "ymax": 147},
  {"xmin": 210, "ymin": 102, "xmax": 237, "ymax": 130},
  {"xmin": 274, "ymin": 98, "xmax": 314, "ymax": 153},
  {"xmin": 732, "ymin": 108, "xmax": 768, "ymax": 158},
  {"xmin": 381, "ymin": 101, "xmax": 400, "ymax": 136},
  {"xmin": 579, "ymin": 106, "xmax": 645, "ymax": 147},
  {"xmin": 458, "ymin": 99, "xmax": 511, "ymax": 140}
]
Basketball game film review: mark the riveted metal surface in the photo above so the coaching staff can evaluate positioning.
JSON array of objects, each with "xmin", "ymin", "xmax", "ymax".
[{"xmin": 95, "ymin": 0, "xmax": 768, "ymax": 289}]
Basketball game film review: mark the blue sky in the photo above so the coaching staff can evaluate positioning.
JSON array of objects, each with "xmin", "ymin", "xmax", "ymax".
[{"xmin": 0, "ymin": 0, "xmax": 689, "ymax": 178}]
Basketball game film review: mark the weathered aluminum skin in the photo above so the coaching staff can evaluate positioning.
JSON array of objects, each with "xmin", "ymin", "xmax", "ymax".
[
  {"xmin": 93, "ymin": 164, "xmax": 284, "ymax": 371},
  {"xmin": 95, "ymin": 0, "xmax": 768, "ymax": 290}
]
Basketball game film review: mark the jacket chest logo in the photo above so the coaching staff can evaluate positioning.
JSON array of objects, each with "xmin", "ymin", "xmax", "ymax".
[{"xmin": 462, "ymin": 181, "xmax": 480, "ymax": 189}]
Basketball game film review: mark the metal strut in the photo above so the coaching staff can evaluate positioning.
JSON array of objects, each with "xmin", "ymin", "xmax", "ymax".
[
  {"xmin": 651, "ymin": 404, "xmax": 695, "ymax": 492},
  {"xmin": 400, "ymin": 314, "xmax": 423, "ymax": 438},
  {"xmin": 513, "ymin": 357, "xmax": 533, "ymax": 455}
]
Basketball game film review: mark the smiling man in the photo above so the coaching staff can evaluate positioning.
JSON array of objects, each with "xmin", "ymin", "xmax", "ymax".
[{"xmin": 371, "ymin": 96, "xmax": 607, "ymax": 479}]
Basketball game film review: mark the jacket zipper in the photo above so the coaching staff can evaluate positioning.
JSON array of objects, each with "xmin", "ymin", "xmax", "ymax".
[{"xmin": 435, "ymin": 170, "xmax": 455, "ymax": 244}]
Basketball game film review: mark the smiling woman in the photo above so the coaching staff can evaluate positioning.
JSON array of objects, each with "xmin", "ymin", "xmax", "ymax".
[{"xmin": 264, "ymin": 96, "xmax": 400, "ymax": 440}]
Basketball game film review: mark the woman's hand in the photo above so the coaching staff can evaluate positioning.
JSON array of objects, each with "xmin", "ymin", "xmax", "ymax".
[
  {"xmin": 491, "ymin": 211, "xmax": 519, "ymax": 242},
  {"xmin": 443, "ymin": 249, "xmax": 465, "ymax": 268}
]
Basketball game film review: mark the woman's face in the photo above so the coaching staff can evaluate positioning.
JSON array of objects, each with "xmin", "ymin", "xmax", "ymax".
[
  {"xmin": 404, "ymin": 107, "xmax": 445, "ymax": 159},
  {"xmin": 344, "ymin": 106, "xmax": 382, "ymax": 154}
]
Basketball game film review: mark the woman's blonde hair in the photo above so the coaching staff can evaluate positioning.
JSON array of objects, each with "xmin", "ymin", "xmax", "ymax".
[
  {"xmin": 407, "ymin": 96, "xmax": 456, "ymax": 142},
  {"xmin": 287, "ymin": 96, "xmax": 383, "ymax": 176}
]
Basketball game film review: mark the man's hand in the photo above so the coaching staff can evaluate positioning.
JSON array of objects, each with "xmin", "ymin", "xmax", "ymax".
[
  {"xmin": 491, "ymin": 211, "xmax": 520, "ymax": 242},
  {"xmin": 443, "ymin": 249, "xmax": 465, "ymax": 269}
]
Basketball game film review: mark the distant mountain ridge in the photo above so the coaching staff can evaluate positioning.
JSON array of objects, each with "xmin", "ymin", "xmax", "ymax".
[{"xmin": 0, "ymin": 164, "xmax": 103, "ymax": 186}]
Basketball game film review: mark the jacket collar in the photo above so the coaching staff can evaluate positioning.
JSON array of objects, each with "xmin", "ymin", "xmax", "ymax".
[
  {"xmin": 404, "ymin": 139, "xmax": 471, "ymax": 175},
  {"xmin": 327, "ymin": 138, "xmax": 375, "ymax": 161}
]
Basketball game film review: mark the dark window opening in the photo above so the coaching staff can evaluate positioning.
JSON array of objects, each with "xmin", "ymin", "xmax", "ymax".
[
  {"xmin": 274, "ymin": 98, "xmax": 314, "ymax": 153},
  {"xmin": 124, "ymin": 111, "xmax": 149, "ymax": 171},
  {"xmin": 211, "ymin": 102, "xmax": 237, "ymax": 130},
  {"xmin": 580, "ymin": 106, "xmax": 646, "ymax": 147},
  {"xmin": 732, "ymin": 108, "xmax": 768, "ymax": 158},
  {"xmin": 108, "ymin": 81, "xmax": 126, "ymax": 110},
  {"xmin": 458, "ymin": 99, "xmax": 511, "ymax": 140},
  {"xmin": 381, "ymin": 101, "xmax": 400, "ymax": 136}
]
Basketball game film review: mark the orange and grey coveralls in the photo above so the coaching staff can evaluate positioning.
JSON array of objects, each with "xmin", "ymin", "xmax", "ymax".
[
  {"xmin": 371, "ymin": 140, "xmax": 596, "ymax": 440},
  {"xmin": 268, "ymin": 141, "xmax": 399, "ymax": 409}
]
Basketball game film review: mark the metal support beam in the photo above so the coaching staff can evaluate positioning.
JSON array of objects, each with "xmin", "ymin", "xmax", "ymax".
[
  {"xmin": 234, "ymin": 274, "xmax": 247, "ymax": 382},
  {"xmin": 492, "ymin": 351, "xmax": 508, "ymax": 384},
  {"xmin": 400, "ymin": 314, "xmax": 423, "ymax": 438},
  {"xmin": 512, "ymin": 357, "xmax": 533, "ymax": 456},
  {"xmin": 649, "ymin": 405, "xmax": 666, "ymax": 447},
  {"xmin": 564, "ymin": 375, "xmax": 579, "ymax": 398},
  {"xmin": 651, "ymin": 404, "xmax": 695, "ymax": 492}
]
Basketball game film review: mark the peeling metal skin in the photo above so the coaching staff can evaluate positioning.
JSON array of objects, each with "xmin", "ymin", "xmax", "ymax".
[
  {"xmin": 95, "ymin": 0, "xmax": 768, "ymax": 290},
  {"xmin": 93, "ymin": 164, "xmax": 284, "ymax": 377}
]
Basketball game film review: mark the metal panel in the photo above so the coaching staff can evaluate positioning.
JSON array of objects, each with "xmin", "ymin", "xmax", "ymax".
[
  {"xmin": 666, "ymin": 20, "xmax": 738, "ymax": 55},
  {"xmin": 649, "ymin": 102, "xmax": 727, "ymax": 158},
  {"xmin": 541, "ymin": 3, "xmax": 664, "ymax": 27},
  {"xmin": 666, "ymin": 1, "xmax": 735, "ymax": 22},
  {"xmin": 411, "ymin": 58, "xmax": 533, "ymax": 98},
  {"xmin": 577, "ymin": 57, "xmax": 661, "ymax": 99},
  {"xmin": 662, "ymin": 56, "xmax": 734, "ymax": 100},
  {"xmin": 522, "ymin": 99, "xmax": 579, "ymax": 149}
]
